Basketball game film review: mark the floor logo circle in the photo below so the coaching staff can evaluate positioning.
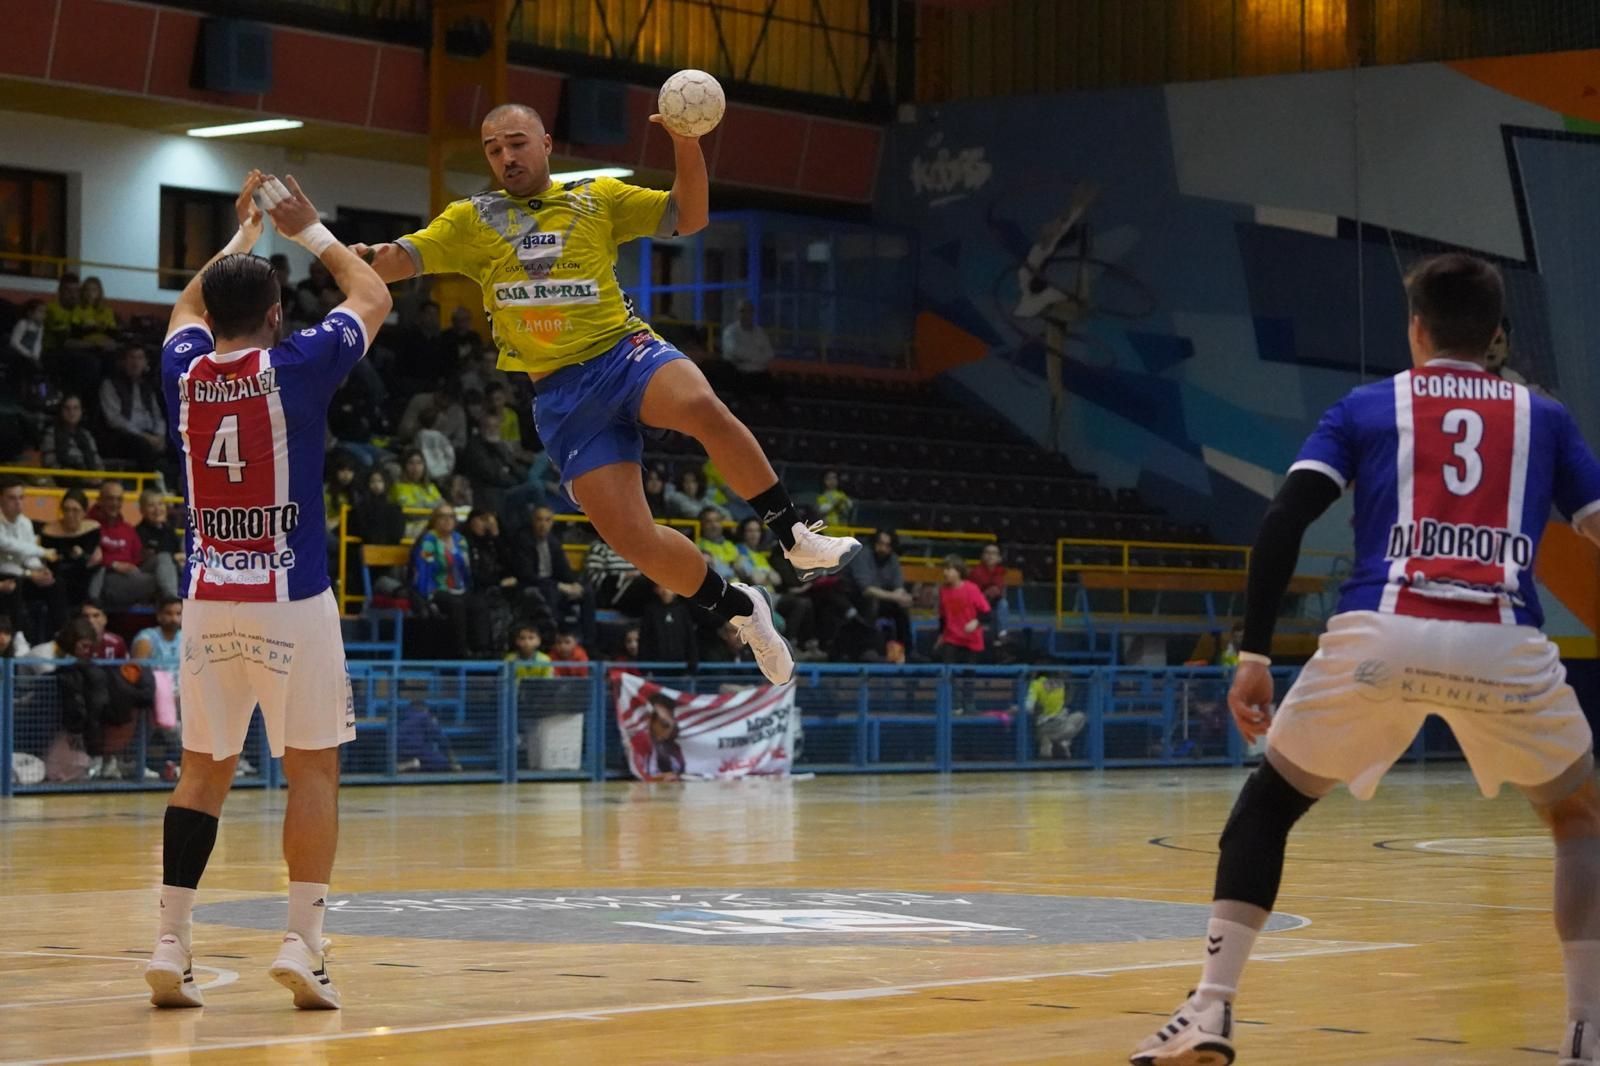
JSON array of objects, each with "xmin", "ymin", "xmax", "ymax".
[{"xmin": 196, "ymin": 890, "xmax": 1305, "ymax": 946}]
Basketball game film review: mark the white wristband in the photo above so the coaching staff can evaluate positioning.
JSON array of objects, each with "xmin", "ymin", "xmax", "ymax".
[
  {"xmin": 221, "ymin": 226, "xmax": 255, "ymax": 256},
  {"xmin": 1237, "ymin": 651, "xmax": 1272, "ymax": 667},
  {"xmin": 290, "ymin": 223, "xmax": 338, "ymax": 257}
]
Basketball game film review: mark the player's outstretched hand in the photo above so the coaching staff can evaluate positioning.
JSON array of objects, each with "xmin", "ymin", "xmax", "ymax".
[
  {"xmin": 1226, "ymin": 659, "xmax": 1275, "ymax": 743},
  {"xmin": 348, "ymin": 242, "xmax": 378, "ymax": 264},
  {"xmin": 256, "ymin": 174, "xmax": 322, "ymax": 240},
  {"xmin": 235, "ymin": 170, "xmax": 265, "ymax": 240},
  {"xmin": 647, "ymin": 114, "xmax": 698, "ymax": 142}
]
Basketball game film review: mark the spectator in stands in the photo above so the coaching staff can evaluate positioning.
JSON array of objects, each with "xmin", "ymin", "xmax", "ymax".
[
  {"xmin": 585, "ymin": 531, "xmax": 647, "ymax": 615},
  {"xmin": 1026, "ymin": 672, "xmax": 1087, "ymax": 759},
  {"xmin": 933, "ymin": 554, "xmax": 989, "ymax": 665},
  {"xmin": 696, "ymin": 506, "xmax": 739, "ymax": 580},
  {"xmin": 392, "ymin": 449, "xmax": 444, "ymax": 538},
  {"xmin": 410, "ymin": 502, "xmax": 473, "ymax": 659},
  {"xmin": 643, "ymin": 466, "xmax": 668, "ymax": 519},
  {"xmin": 444, "ymin": 306, "xmax": 484, "ymax": 368},
  {"xmin": 42, "ymin": 394, "xmax": 103, "ymax": 472},
  {"xmin": 397, "ymin": 376, "xmax": 469, "ymax": 450},
  {"xmin": 702, "ymin": 460, "xmax": 753, "ymax": 521},
  {"xmin": 464, "ymin": 507, "xmax": 515, "ymax": 651},
  {"xmin": 970, "ymin": 542, "xmax": 1010, "ymax": 639},
  {"xmin": 701, "ymin": 620, "xmax": 751, "ymax": 665},
  {"xmin": 99, "ymin": 345, "xmax": 169, "ymax": 477},
  {"xmin": 445, "ymin": 472, "xmax": 476, "ymax": 511},
  {"xmin": 43, "ymin": 272, "xmax": 82, "ymax": 352},
  {"xmin": 619, "ymin": 627, "xmax": 641, "ymax": 663},
  {"xmin": 293, "ymin": 258, "xmax": 340, "ymax": 325},
  {"xmin": 269, "ymin": 253, "xmax": 294, "ymax": 309},
  {"xmin": 732, "ymin": 517, "xmax": 780, "ymax": 590},
  {"xmin": 846, "ymin": 528, "xmax": 913, "ymax": 650},
  {"xmin": 389, "ymin": 299, "xmax": 444, "ymax": 389},
  {"xmin": 483, "ymin": 383, "xmax": 525, "ymax": 450},
  {"xmin": 459, "ymin": 346, "xmax": 508, "ymax": 396},
  {"xmin": 720, "ymin": 298, "xmax": 775, "ymax": 376},
  {"xmin": 815, "ymin": 469, "xmax": 854, "ymax": 527},
  {"xmin": 133, "ymin": 488, "xmax": 181, "ymax": 601},
  {"xmin": 549, "ymin": 630, "xmax": 590, "ymax": 677},
  {"xmin": 414, "ymin": 408, "xmax": 457, "ymax": 484},
  {"xmin": 6, "ymin": 299, "xmax": 45, "ymax": 377},
  {"xmin": 0, "ymin": 477, "xmax": 57, "ymax": 640},
  {"xmin": 74, "ymin": 277, "xmax": 118, "ymax": 346},
  {"xmin": 89, "ymin": 480, "xmax": 154, "ymax": 610},
  {"xmin": 511, "ymin": 506, "xmax": 590, "ymax": 641},
  {"xmin": 397, "ymin": 699, "xmax": 463, "ymax": 773},
  {"xmin": 323, "ymin": 453, "xmax": 361, "ymax": 539},
  {"xmin": 351, "ymin": 467, "xmax": 406, "ymax": 546},
  {"xmin": 506, "ymin": 623, "xmax": 552, "ymax": 679},
  {"xmin": 0, "ymin": 613, "xmax": 27, "ymax": 659},
  {"xmin": 1219, "ymin": 623, "xmax": 1243, "ymax": 668},
  {"xmin": 38, "ymin": 488, "xmax": 101, "ymax": 624},
  {"xmin": 638, "ymin": 584, "xmax": 698, "ymax": 670},
  {"xmin": 49, "ymin": 617, "xmax": 113, "ymax": 776},
  {"xmin": 78, "ymin": 600, "xmax": 127, "ymax": 659},
  {"xmin": 131, "ymin": 595, "xmax": 183, "ymax": 669},
  {"xmin": 459, "ymin": 409, "xmax": 525, "ymax": 519},
  {"xmin": 664, "ymin": 466, "xmax": 715, "ymax": 519}
]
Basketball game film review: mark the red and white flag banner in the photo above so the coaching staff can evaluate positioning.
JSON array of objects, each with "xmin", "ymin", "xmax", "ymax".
[{"xmin": 616, "ymin": 674, "xmax": 799, "ymax": 781}]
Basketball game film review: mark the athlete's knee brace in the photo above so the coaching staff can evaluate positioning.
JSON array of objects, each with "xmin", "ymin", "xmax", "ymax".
[{"xmin": 1213, "ymin": 761, "xmax": 1319, "ymax": 912}]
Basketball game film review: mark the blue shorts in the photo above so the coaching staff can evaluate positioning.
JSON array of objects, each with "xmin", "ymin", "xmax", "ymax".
[{"xmin": 530, "ymin": 330, "xmax": 686, "ymax": 507}]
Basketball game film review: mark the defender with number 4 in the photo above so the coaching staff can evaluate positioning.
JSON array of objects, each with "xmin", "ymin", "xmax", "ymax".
[{"xmin": 1132, "ymin": 254, "xmax": 1600, "ymax": 1065}]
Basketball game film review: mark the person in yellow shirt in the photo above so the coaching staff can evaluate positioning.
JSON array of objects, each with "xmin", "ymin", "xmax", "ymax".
[{"xmin": 351, "ymin": 102, "xmax": 859, "ymax": 686}]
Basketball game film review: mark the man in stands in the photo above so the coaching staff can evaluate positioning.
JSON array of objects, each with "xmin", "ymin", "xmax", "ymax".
[
  {"xmin": 846, "ymin": 529, "xmax": 914, "ymax": 652},
  {"xmin": 99, "ymin": 346, "xmax": 169, "ymax": 476},
  {"xmin": 143, "ymin": 170, "xmax": 390, "ymax": 1012},
  {"xmin": 511, "ymin": 505, "xmax": 590, "ymax": 642},
  {"xmin": 91, "ymin": 480, "xmax": 157, "ymax": 611},
  {"xmin": 0, "ymin": 477, "xmax": 56, "ymax": 639}
]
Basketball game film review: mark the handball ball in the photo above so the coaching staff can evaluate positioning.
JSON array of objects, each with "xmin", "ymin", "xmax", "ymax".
[{"xmin": 657, "ymin": 69, "xmax": 725, "ymax": 138}]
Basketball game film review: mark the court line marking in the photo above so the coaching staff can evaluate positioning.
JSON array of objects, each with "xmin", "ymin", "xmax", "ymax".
[
  {"xmin": 0, "ymin": 952, "xmax": 239, "ymax": 1010},
  {"xmin": 7, "ymin": 938, "xmax": 1412, "ymax": 1065}
]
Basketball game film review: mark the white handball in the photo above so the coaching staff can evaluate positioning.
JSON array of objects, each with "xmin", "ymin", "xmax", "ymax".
[{"xmin": 657, "ymin": 69, "xmax": 725, "ymax": 138}]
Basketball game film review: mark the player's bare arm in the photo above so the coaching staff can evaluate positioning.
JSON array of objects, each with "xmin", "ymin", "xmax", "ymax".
[
  {"xmin": 345, "ymin": 241, "xmax": 417, "ymax": 284},
  {"xmin": 648, "ymin": 114, "xmax": 710, "ymax": 236},
  {"xmin": 258, "ymin": 174, "xmax": 393, "ymax": 344},
  {"xmin": 166, "ymin": 170, "xmax": 266, "ymax": 336}
]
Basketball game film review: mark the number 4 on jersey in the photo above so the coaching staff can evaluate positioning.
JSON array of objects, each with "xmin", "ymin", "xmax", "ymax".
[{"xmin": 206, "ymin": 413, "xmax": 246, "ymax": 483}]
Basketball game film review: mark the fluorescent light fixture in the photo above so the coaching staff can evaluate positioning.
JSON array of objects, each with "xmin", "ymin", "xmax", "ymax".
[
  {"xmin": 549, "ymin": 166, "xmax": 634, "ymax": 182},
  {"xmin": 187, "ymin": 118, "xmax": 305, "ymax": 139}
]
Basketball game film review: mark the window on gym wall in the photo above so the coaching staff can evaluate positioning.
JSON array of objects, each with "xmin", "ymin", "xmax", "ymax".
[
  {"xmin": 331, "ymin": 206, "xmax": 421, "ymax": 250},
  {"xmin": 158, "ymin": 186, "xmax": 238, "ymax": 291},
  {"xmin": 0, "ymin": 167, "xmax": 68, "ymax": 279}
]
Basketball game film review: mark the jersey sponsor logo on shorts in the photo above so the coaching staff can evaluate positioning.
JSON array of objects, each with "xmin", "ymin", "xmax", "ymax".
[
  {"xmin": 1386, "ymin": 518, "xmax": 1533, "ymax": 568},
  {"xmin": 181, "ymin": 368, "xmax": 280, "ymax": 403},
  {"xmin": 494, "ymin": 280, "xmax": 601, "ymax": 307},
  {"xmin": 1411, "ymin": 373, "xmax": 1516, "ymax": 401},
  {"xmin": 187, "ymin": 503, "xmax": 301, "ymax": 540},
  {"xmin": 191, "ymin": 545, "xmax": 297, "ymax": 585}
]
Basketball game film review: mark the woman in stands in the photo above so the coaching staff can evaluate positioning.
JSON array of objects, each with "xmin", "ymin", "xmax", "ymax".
[
  {"xmin": 664, "ymin": 466, "xmax": 715, "ymax": 520},
  {"xmin": 37, "ymin": 488, "xmax": 100, "ymax": 629},
  {"xmin": 390, "ymin": 449, "xmax": 444, "ymax": 539},
  {"xmin": 41, "ymin": 394, "xmax": 102, "ymax": 473},
  {"xmin": 410, "ymin": 503, "xmax": 475, "ymax": 659},
  {"xmin": 73, "ymin": 278, "xmax": 118, "ymax": 348}
]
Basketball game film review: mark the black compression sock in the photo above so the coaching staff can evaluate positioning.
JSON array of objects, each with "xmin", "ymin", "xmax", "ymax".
[
  {"xmin": 748, "ymin": 482, "xmax": 802, "ymax": 551},
  {"xmin": 688, "ymin": 567, "xmax": 756, "ymax": 622},
  {"xmin": 163, "ymin": 805, "xmax": 220, "ymax": 890}
]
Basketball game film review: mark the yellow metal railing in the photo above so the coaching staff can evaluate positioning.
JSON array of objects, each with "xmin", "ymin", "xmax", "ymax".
[{"xmin": 3, "ymin": 465, "xmax": 174, "ymax": 499}]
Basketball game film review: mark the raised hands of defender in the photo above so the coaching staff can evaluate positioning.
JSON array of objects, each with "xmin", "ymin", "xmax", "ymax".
[
  {"xmin": 254, "ymin": 174, "xmax": 322, "ymax": 240},
  {"xmin": 235, "ymin": 170, "xmax": 266, "ymax": 241},
  {"xmin": 1226, "ymin": 659, "xmax": 1275, "ymax": 743}
]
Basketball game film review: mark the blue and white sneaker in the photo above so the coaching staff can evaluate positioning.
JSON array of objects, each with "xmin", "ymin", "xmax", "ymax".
[
  {"xmin": 783, "ymin": 521, "xmax": 861, "ymax": 581},
  {"xmin": 731, "ymin": 583, "xmax": 795, "ymax": 686},
  {"xmin": 1130, "ymin": 993, "xmax": 1236, "ymax": 1065},
  {"xmin": 269, "ymin": 933, "xmax": 340, "ymax": 1010},
  {"xmin": 145, "ymin": 934, "xmax": 204, "ymax": 1008}
]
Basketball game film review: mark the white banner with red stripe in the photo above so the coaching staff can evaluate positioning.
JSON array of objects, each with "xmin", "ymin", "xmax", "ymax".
[{"xmin": 616, "ymin": 674, "xmax": 799, "ymax": 781}]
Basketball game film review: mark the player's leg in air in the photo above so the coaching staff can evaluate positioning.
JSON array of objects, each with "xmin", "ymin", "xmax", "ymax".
[{"xmin": 1527, "ymin": 753, "xmax": 1600, "ymax": 1066}]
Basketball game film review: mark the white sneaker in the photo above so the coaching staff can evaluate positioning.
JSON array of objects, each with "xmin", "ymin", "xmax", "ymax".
[
  {"xmin": 731, "ymin": 583, "xmax": 795, "ymax": 686},
  {"xmin": 1562, "ymin": 1020, "xmax": 1599, "ymax": 1065},
  {"xmin": 268, "ymin": 933, "xmax": 340, "ymax": 1010},
  {"xmin": 783, "ymin": 521, "xmax": 862, "ymax": 581},
  {"xmin": 144, "ymin": 934, "xmax": 204, "ymax": 1008},
  {"xmin": 1130, "ymin": 994, "xmax": 1236, "ymax": 1065}
]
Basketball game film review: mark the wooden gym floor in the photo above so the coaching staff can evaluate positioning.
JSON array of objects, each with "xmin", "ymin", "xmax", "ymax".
[{"xmin": 0, "ymin": 766, "xmax": 1572, "ymax": 1064}]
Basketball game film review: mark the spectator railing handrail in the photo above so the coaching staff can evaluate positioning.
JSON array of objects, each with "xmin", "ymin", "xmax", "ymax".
[
  {"xmin": 1, "ymin": 465, "xmax": 175, "ymax": 499},
  {"xmin": 0, "ymin": 249, "xmax": 191, "ymax": 280}
]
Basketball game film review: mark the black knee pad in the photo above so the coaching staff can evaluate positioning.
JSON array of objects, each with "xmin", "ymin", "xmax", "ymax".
[{"xmin": 1213, "ymin": 761, "xmax": 1318, "ymax": 912}]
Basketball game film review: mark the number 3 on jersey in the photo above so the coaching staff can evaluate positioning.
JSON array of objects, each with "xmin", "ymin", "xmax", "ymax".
[
  {"xmin": 1442, "ymin": 408, "xmax": 1483, "ymax": 496},
  {"xmin": 205, "ymin": 413, "xmax": 246, "ymax": 483}
]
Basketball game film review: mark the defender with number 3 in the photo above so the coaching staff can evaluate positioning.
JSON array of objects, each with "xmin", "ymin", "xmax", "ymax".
[{"xmin": 1132, "ymin": 254, "xmax": 1600, "ymax": 1065}]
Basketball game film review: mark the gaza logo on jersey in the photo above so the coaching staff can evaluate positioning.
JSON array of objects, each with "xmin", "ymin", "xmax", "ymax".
[
  {"xmin": 494, "ymin": 280, "xmax": 601, "ymax": 307},
  {"xmin": 517, "ymin": 231, "xmax": 564, "ymax": 262}
]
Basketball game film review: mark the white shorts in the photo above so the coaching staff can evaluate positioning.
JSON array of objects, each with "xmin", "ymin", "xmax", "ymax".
[
  {"xmin": 1269, "ymin": 611, "xmax": 1593, "ymax": 800},
  {"xmin": 179, "ymin": 589, "xmax": 355, "ymax": 758}
]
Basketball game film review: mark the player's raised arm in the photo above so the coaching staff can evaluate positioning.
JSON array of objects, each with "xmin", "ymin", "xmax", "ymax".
[
  {"xmin": 257, "ymin": 174, "xmax": 392, "ymax": 346},
  {"xmin": 166, "ymin": 170, "xmax": 266, "ymax": 338},
  {"xmin": 647, "ymin": 114, "xmax": 709, "ymax": 236}
]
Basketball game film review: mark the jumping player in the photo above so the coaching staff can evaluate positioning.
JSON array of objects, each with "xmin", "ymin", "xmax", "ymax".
[
  {"xmin": 1132, "ymin": 254, "xmax": 1600, "ymax": 1065},
  {"xmin": 349, "ymin": 103, "xmax": 859, "ymax": 686},
  {"xmin": 144, "ymin": 171, "xmax": 391, "ymax": 1010}
]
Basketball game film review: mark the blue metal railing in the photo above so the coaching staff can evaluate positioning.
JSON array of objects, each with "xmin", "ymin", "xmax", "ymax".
[{"xmin": 0, "ymin": 659, "xmax": 1468, "ymax": 795}]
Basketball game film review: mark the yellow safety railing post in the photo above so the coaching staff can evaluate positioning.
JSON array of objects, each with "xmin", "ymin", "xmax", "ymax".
[{"xmin": 337, "ymin": 502, "xmax": 352, "ymax": 615}]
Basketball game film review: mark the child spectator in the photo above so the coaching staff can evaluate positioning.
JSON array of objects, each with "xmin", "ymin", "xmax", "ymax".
[
  {"xmin": 1026, "ymin": 672, "xmax": 1087, "ymax": 759},
  {"xmin": 933, "ymin": 554, "xmax": 990, "ymax": 665},
  {"xmin": 549, "ymin": 631, "xmax": 590, "ymax": 677},
  {"xmin": 41, "ymin": 395, "xmax": 102, "ymax": 472},
  {"xmin": 324, "ymin": 453, "xmax": 361, "ymax": 538},
  {"xmin": 414, "ymin": 407, "xmax": 457, "ymax": 484},
  {"xmin": 78, "ymin": 600, "xmax": 128, "ymax": 660},
  {"xmin": 815, "ymin": 469, "xmax": 854, "ymax": 527},
  {"xmin": 351, "ymin": 467, "xmax": 406, "ymax": 545},
  {"xmin": 397, "ymin": 700, "xmax": 462, "ymax": 773},
  {"xmin": 969, "ymin": 542, "xmax": 1010, "ymax": 638},
  {"xmin": 506, "ymin": 623, "xmax": 552, "ymax": 680},
  {"xmin": 6, "ymin": 299, "xmax": 44, "ymax": 375}
]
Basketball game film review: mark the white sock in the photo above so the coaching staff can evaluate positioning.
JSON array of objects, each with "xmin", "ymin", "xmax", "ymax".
[
  {"xmin": 287, "ymin": 881, "xmax": 330, "ymax": 948},
  {"xmin": 1196, "ymin": 917, "xmax": 1258, "ymax": 1006},
  {"xmin": 158, "ymin": 885, "xmax": 197, "ymax": 951},
  {"xmin": 1564, "ymin": 940, "xmax": 1600, "ymax": 1024}
]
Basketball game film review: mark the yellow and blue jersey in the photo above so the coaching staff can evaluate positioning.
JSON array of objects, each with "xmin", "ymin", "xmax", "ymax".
[{"xmin": 398, "ymin": 177, "xmax": 675, "ymax": 376}]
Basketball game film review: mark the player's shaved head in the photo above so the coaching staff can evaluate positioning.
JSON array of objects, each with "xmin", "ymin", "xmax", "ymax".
[
  {"xmin": 481, "ymin": 103, "xmax": 553, "ymax": 197},
  {"xmin": 1405, "ymin": 253, "xmax": 1504, "ymax": 358},
  {"xmin": 482, "ymin": 103, "xmax": 545, "ymax": 133},
  {"xmin": 201, "ymin": 253, "xmax": 282, "ymax": 341}
]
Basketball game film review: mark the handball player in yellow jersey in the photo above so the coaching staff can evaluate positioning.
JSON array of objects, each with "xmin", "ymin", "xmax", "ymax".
[{"xmin": 352, "ymin": 103, "xmax": 857, "ymax": 684}]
